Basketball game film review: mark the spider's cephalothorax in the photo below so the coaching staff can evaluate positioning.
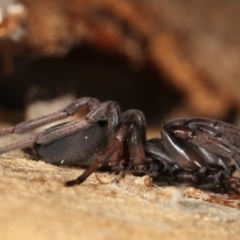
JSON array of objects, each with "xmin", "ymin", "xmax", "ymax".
[{"xmin": 0, "ymin": 97, "xmax": 239, "ymax": 193}]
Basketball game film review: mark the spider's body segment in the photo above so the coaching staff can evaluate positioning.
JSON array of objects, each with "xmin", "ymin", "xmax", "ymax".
[
  {"xmin": 26, "ymin": 120, "xmax": 110, "ymax": 167},
  {"xmin": 0, "ymin": 97, "xmax": 239, "ymax": 193}
]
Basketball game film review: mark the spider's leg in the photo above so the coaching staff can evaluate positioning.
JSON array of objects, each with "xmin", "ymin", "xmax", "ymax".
[
  {"xmin": 85, "ymin": 101, "xmax": 120, "ymax": 135},
  {"xmin": 121, "ymin": 110, "xmax": 146, "ymax": 166},
  {"xmin": 0, "ymin": 136, "xmax": 37, "ymax": 155},
  {"xmin": 65, "ymin": 124, "xmax": 129, "ymax": 186},
  {"xmin": 65, "ymin": 138, "xmax": 123, "ymax": 186},
  {"xmin": 62, "ymin": 101, "xmax": 122, "ymax": 185},
  {"xmin": 0, "ymin": 97, "xmax": 100, "ymax": 136},
  {"xmin": 0, "ymin": 100, "xmax": 119, "ymax": 157},
  {"xmin": 35, "ymin": 101, "xmax": 121, "ymax": 146},
  {"xmin": 65, "ymin": 109, "xmax": 147, "ymax": 186},
  {"xmin": 119, "ymin": 110, "xmax": 165, "ymax": 175}
]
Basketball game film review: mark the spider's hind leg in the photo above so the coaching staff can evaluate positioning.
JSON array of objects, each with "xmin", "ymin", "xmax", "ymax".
[
  {"xmin": 0, "ymin": 97, "xmax": 101, "ymax": 156},
  {"xmin": 0, "ymin": 97, "xmax": 100, "ymax": 137}
]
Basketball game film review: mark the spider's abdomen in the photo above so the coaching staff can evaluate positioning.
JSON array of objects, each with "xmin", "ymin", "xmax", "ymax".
[{"xmin": 31, "ymin": 123, "xmax": 109, "ymax": 167}]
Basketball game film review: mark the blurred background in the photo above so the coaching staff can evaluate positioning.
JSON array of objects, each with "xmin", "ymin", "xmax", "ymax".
[{"xmin": 1, "ymin": 0, "xmax": 240, "ymax": 133}]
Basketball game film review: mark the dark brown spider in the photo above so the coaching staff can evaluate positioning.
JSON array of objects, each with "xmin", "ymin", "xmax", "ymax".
[{"xmin": 0, "ymin": 97, "xmax": 240, "ymax": 193}]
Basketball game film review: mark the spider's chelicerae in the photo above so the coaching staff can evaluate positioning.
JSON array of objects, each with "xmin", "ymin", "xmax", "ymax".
[{"xmin": 0, "ymin": 97, "xmax": 240, "ymax": 193}]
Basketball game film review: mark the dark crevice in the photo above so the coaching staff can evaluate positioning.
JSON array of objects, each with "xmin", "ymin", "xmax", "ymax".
[{"xmin": 0, "ymin": 46, "xmax": 181, "ymax": 125}]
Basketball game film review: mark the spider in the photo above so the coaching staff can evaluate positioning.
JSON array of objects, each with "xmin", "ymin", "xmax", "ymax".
[{"xmin": 0, "ymin": 97, "xmax": 239, "ymax": 193}]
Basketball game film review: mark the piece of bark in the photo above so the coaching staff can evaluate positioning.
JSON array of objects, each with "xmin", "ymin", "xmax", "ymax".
[{"xmin": 1, "ymin": 0, "xmax": 240, "ymax": 119}]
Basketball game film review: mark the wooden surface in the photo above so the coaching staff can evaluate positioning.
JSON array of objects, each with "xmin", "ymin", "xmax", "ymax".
[{"xmin": 0, "ymin": 152, "xmax": 240, "ymax": 240}]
